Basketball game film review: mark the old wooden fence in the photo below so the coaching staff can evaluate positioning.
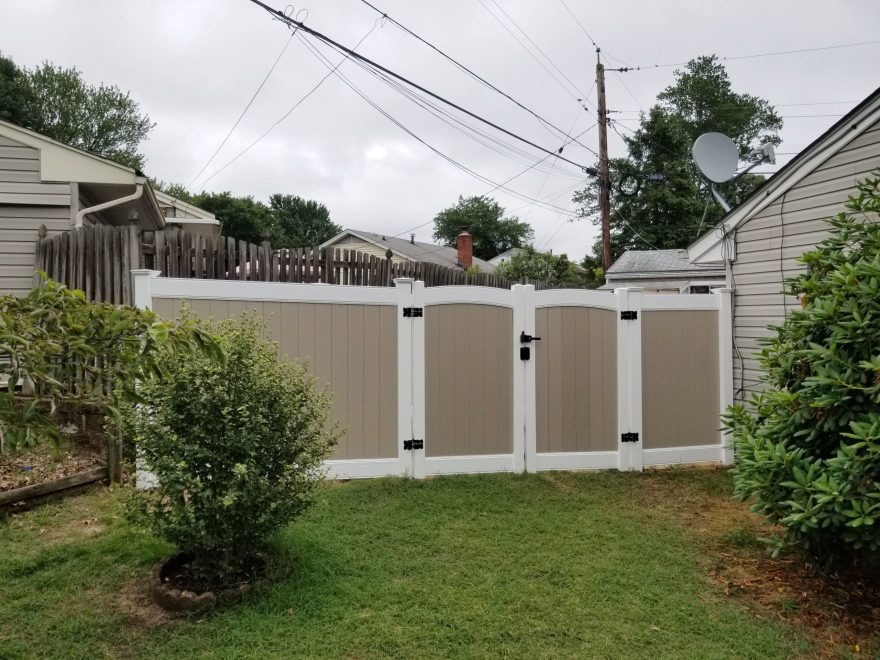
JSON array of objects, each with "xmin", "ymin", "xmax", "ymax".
[{"xmin": 34, "ymin": 225, "xmax": 570, "ymax": 306}]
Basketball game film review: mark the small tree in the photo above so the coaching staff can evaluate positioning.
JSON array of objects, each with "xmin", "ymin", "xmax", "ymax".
[
  {"xmin": 495, "ymin": 247, "xmax": 585, "ymax": 287},
  {"xmin": 725, "ymin": 173, "xmax": 880, "ymax": 564},
  {"xmin": 120, "ymin": 316, "xmax": 339, "ymax": 586}
]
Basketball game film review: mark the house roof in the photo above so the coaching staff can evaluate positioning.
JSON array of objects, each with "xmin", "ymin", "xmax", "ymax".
[
  {"xmin": 0, "ymin": 119, "xmax": 165, "ymax": 229},
  {"xmin": 606, "ymin": 249, "xmax": 725, "ymax": 279},
  {"xmin": 154, "ymin": 190, "xmax": 218, "ymax": 223},
  {"xmin": 320, "ymin": 229, "xmax": 496, "ymax": 272},
  {"xmin": 688, "ymin": 85, "xmax": 880, "ymax": 264}
]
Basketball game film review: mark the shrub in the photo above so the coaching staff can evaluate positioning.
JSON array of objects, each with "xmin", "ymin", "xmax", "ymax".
[
  {"xmin": 119, "ymin": 315, "xmax": 339, "ymax": 586},
  {"xmin": 0, "ymin": 277, "xmax": 211, "ymax": 453},
  {"xmin": 725, "ymin": 173, "xmax": 880, "ymax": 563}
]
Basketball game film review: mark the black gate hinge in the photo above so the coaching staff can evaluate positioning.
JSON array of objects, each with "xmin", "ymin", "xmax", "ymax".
[
  {"xmin": 403, "ymin": 439, "xmax": 424, "ymax": 450},
  {"xmin": 402, "ymin": 307, "xmax": 423, "ymax": 318},
  {"xmin": 620, "ymin": 310, "xmax": 638, "ymax": 321},
  {"xmin": 621, "ymin": 432, "xmax": 639, "ymax": 443}
]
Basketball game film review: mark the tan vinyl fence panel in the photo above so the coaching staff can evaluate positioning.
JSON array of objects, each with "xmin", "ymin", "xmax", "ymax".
[
  {"xmin": 535, "ymin": 307, "xmax": 617, "ymax": 453},
  {"xmin": 641, "ymin": 310, "xmax": 719, "ymax": 449},
  {"xmin": 425, "ymin": 304, "xmax": 513, "ymax": 457},
  {"xmin": 151, "ymin": 298, "xmax": 397, "ymax": 461}
]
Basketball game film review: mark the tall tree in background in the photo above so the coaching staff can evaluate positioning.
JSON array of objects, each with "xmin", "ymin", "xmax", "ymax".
[
  {"xmin": 0, "ymin": 54, "xmax": 154, "ymax": 170},
  {"xmin": 433, "ymin": 195, "xmax": 534, "ymax": 261},
  {"xmin": 494, "ymin": 247, "xmax": 585, "ymax": 287},
  {"xmin": 574, "ymin": 56, "xmax": 782, "ymax": 270},
  {"xmin": 268, "ymin": 194, "xmax": 341, "ymax": 248}
]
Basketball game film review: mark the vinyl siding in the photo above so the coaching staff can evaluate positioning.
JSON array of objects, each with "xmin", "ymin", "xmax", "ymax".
[
  {"xmin": 330, "ymin": 235, "xmax": 410, "ymax": 263},
  {"xmin": 0, "ymin": 135, "xmax": 73, "ymax": 297},
  {"xmin": 732, "ymin": 118, "xmax": 880, "ymax": 397}
]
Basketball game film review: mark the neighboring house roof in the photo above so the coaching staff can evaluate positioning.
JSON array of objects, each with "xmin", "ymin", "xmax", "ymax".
[
  {"xmin": 488, "ymin": 247, "xmax": 524, "ymax": 266},
  {"xmin": 320, "ymin": 229, "xmax": 496, "ymax": 272},
  {"xmin": 0, "ymin": 119, "xmax": 165, "ymax": 229},
  {"xmin": 688, "ymin": 86, "xmax": 880, "ymax": 265},
  {"xmin": 606, "ymin": 249, "xmax": 725, "ymax": 280},
  {"xmin": 154, "ymin": 190, "xmax": 219, "ymax": 226}
]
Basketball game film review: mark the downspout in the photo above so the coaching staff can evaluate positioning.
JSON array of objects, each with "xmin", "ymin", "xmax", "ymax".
[{"xmin": 75, "ymin": 183, "xmax": 144, "ymax": 228}]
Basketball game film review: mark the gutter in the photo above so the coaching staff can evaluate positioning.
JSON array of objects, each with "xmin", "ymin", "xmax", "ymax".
[{"xmin": 75, "ymin": 183, "xmax": 143, "ymax": 228}]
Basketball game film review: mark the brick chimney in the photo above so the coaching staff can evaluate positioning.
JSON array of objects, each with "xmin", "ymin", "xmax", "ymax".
[{"xmin": 456, "ymin": 229, "xmax": 473, "ymax": 269}]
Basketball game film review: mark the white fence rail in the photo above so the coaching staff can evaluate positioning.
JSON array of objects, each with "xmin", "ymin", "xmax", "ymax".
[{"xmin": 133, "ymin": 270, "xmax": 733, "ymax": 480}]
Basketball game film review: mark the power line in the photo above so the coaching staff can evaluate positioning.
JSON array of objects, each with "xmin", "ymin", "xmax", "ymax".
[
  {"xmin": 475, "ymin": 0, "xmax": 584, "ymax": 104},
  {"xmin": 186, "ymin": 28, "xmax": 297, "ymax": 190},
  {"xmin": 355, "ymin": 0, "xmax": 595, "ymax": 150},
  {"xmin": 196, "ymin": 20, "xmax": 381, "ymax": 189},
  {"xmin": 557, "ymin": 0, "xmax": 630, "ymax": 68},
  {"xmin": 248, "ymin": 0, "xmax": 591, "ymax": 170},
  {"xmin": 612, "ymin": 38, "xmax": 880, "ymax": 72},
  {"xmin": 297, "ymin": 33, "xmax": 580, "ymax": 217}
]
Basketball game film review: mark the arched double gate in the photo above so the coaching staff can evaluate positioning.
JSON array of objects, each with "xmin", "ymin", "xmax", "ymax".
[{"xmin": 135, "ymin": 271, "xmax": 733, "ymax": 480}]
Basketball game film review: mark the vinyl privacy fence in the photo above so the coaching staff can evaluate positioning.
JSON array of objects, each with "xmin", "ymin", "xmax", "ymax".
[{"xmin": 134, "ymin": 270, "xmax": 733, "ymax": 478}]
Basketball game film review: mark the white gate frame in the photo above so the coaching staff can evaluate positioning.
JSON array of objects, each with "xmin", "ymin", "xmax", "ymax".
[{"xmin": 133, "ymin": 271, "xmax": 734, "ymax": 480}]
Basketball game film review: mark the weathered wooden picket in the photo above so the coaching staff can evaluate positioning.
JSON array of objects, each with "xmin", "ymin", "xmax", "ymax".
[{"xmin": 34, "ymin": 225, "xmax": 571, "ymax": 306}]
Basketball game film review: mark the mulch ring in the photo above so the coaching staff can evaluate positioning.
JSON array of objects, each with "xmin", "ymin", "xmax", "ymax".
[
  {"xmin": 638, "ymin": 470, "xmax": 880, "ymax": 657},
  {"xmin": 0, "ymin": 437, "xmax": 105, "ymax": 492}
]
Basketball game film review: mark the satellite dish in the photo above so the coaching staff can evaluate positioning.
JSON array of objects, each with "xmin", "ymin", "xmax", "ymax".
[{"xmin": 692, "ymin": 132, "xmax": 738, "ymax": 184}]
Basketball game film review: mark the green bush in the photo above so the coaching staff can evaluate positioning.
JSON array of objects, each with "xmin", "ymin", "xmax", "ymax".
[
  {"xmin": 119, "ymin": 315, "xmax": 339, "ymax": 586},
  {"xmin": 725, "ymin": 173, "xmax": 880, "ymax": 562},
  {"xmin": 0, "ymin": 277, "xmax": 210, "ymax": 453}
]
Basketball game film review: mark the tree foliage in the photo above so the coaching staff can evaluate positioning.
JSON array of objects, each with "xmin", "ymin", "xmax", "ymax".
[
  {"xmin": 0, "ymin": 54, "xmax": 154, "ymax": 170},
  {"xmin": 433, "ymin": 195, "xmax": 534, "ymax": 261},
  {"xmin": 495, "ymin": 247, "xmax": 585, "ymax": 287},
  {"xmin": 120, "ymin": 315, "xmax": 339, "ymax": 585},
  {"xmin": 268, "ymin": 194, "xmax": 341, "ymax": 248},
  {"xmin": 574, "ymin": 56, "xmax": 782, "ymax": 264},
  {"xmin": 0, "ymin": 277, "xmax": 214, "ymax": 453},
  {"xmin": 724, "ymin": 174, "xmax": 880, "ymax": 564}
]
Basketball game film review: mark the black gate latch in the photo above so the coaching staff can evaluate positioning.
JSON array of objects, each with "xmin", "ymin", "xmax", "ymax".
[
  {"xmin": 520, "ymin": 331, "xmax": 542, "ymax": 343},
  {"xmin": 403, "ymin": 439, "xmax": 424, "ymax": 450}
]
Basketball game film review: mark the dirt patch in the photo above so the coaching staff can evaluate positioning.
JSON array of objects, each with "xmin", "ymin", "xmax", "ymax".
[
  {"xmin": 116, "ymin": 578, "xmax": 173, "ymax": 629},
  {"xmin": 1, "ymin": 439, "xmax": 105, "ymax": 492},
  {"xmin": 640, "ymin": 469, "xmax": 880, "ymax": 657}
]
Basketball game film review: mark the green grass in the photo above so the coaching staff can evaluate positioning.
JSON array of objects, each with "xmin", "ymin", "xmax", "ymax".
[{"xmin": 0, "ymin": 470, "xmax": 815, "ymax": 659}]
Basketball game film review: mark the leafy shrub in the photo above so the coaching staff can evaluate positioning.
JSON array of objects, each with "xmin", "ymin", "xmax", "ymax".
[
  {"xmin": 725, "ymin": 173, "xmax": 880, "ymax": 563},
  {"xmin": 0, "ymin": 277, "xmax": 210, "ymax": 453},
  {"xmin": 119, "ymin": 315, "xmax": 339, "ymax": 586}
]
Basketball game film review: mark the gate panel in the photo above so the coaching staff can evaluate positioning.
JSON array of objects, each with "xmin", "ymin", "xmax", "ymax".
[
  {"xmin": 425, "ymin": 303, "xmax": 513, "ymax": 457},
  {"xmin": 641, "ymin": 310, "xmax": 719, "ymax": 449},
  {"xmin": 151, "ymin": 297, "xmax": 398, "ymax": 461},
  {"xmin": 535, "ymin": 306, "xmax": 617, "ymax": 453}
]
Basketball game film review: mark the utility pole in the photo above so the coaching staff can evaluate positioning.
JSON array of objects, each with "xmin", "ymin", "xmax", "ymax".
[{"xmin": 596, "ymin": 49, "xmax": 612, "ymax": 270}]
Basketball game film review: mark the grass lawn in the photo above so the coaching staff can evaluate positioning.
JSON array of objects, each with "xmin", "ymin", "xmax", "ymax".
[{"xmin": 0, "ymin": 469, "xmax": 876, "ymax": 659}]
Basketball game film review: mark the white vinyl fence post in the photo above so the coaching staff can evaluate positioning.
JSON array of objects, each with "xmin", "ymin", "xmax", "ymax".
[
  {"xmin": 521, "ymin": 285, "xmax": 537, "ymax": 473},
  {"xmin": 512, "ymin": 284, "xmax": 532, "ymax": 473},
  {"xmin": 616, "ymin": 287, "xmax": 644, "ymax": 471},
  {"xmin": 410, "ymin": 280, "xmax": 427, "ymax": 479},
  {"xmin": 394, "ymin": 278, "xmax": 415, "ymax": 477},
  {"xmin": 716, "ymin": 288, "xmax": 735, "ymax": 465},
  {"xmin": 131, "ymin": 269, "xmax": 160, "ymax": 310}
]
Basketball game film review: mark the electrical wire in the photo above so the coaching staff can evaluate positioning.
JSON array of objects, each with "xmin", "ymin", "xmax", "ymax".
[
  {"xmin": 355, "ymin": 0, "xmax": 595, "ymax": 149},
  {"xmin": 476, "ymin": 0, "xmax": 585, "ymax": 103},
  {"xmin": 297, "ymin": 33, "xmax": 580, "ymax": 217},
  {"xmin": 611, "ymin": 38, "xmax": 880, "ymax": 71},
  {"xmin": 247, "ymin": 0, "xmax": 591, "ymax": 171},
  {"xmin": 195, "ymin": 19, "xmax": 381, "ymax": 189},
  {"xmin": 186, "ymin": 26, "xmax": 298, "ymax": 190},
  {"xmin": 556, "ymin": 0, "xmax": 630, "ymax": 68}
]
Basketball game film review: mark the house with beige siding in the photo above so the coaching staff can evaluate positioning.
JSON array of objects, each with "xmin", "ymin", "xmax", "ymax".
[
  {"xmin": 320, "ymin": 228, "xmax": 496, "ymax": 272},
  {"xmin": 0, "ymin": 120, "xmax": 217, "ymax": 297},
  {"xmin": 687, "ymin": 85, "xmax": 880, "ymax": 399}
]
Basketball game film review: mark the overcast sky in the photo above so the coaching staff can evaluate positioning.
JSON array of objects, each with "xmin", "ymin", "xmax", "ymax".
[{"xmin": 2, "ymin": 1, "xmax": 878, "ymax": 259}]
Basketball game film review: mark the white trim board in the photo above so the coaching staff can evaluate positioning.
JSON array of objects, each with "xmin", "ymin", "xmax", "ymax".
[
  {"xmin": 642, "ymin": 444, "xmax": 724, "ymax": 467},
  {"xmin": 150, "ymin": 277, "xmax": 399, "ymax": 305},
  {"xmin": 534, "ymin": 288, "xmax": 618, "ymax": 311},
  {"xmin": 425, "ymin": 454, "xmax": 517, "ymax": 475},
  {"xmin": 423, "ymin": 285, "xmax": 514, "ymax": 308},
  {"xmin": 535, "ymin": 451, "xmax": 618, "ymax": 471},
  {"xmin": 325, "ymin": 458, "xmax": 407, "ymax": 480}
]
